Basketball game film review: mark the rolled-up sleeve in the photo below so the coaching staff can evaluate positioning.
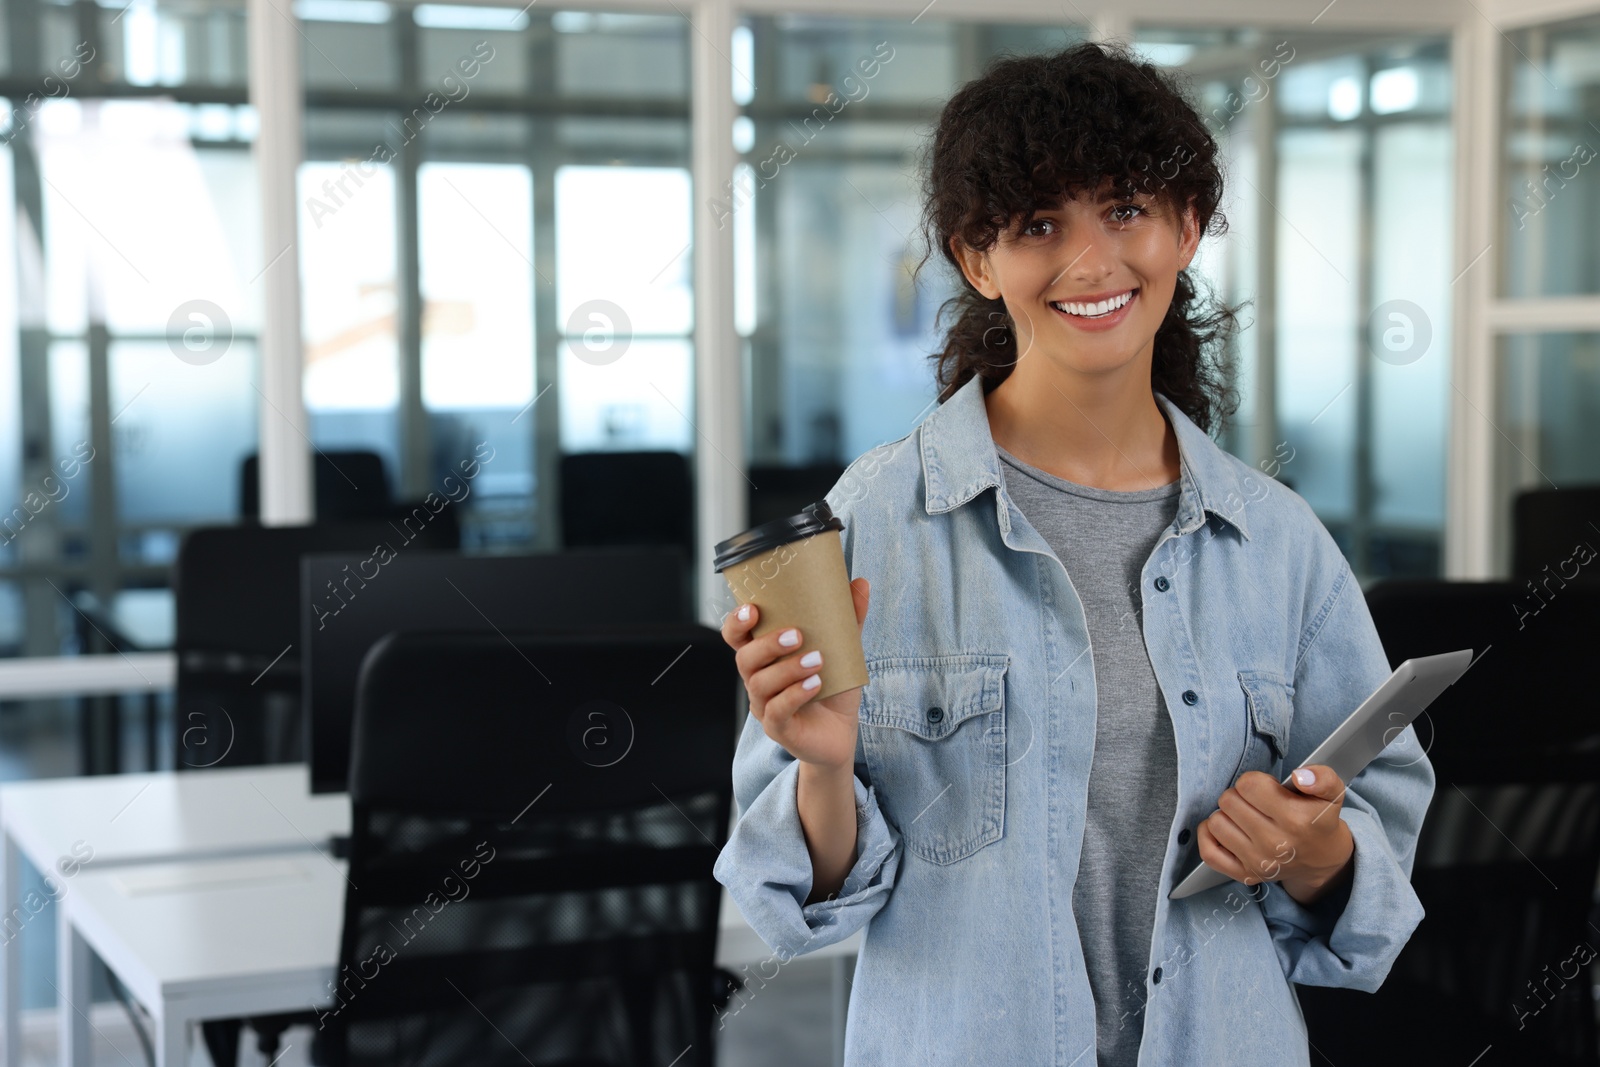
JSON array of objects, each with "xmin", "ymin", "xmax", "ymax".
[
  {"xmin": 713, "ymin": 714, "xmax": 902, "ymax": 960},
  {"xmin": 1260, "ymin": 559, "xmax": 1436, "ymax": 992},
  {"xmin": 712, "ymin": 473, "xmax": 903, "ymax": 960}
]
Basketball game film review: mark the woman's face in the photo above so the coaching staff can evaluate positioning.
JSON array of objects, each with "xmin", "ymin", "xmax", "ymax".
[{"xmin": 951, "ymin": 179, "xmax": 1200, "ymax": 379}]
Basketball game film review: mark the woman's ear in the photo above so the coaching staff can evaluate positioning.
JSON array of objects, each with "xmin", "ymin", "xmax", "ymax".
[
  {"xmin": 1176, "ymin": 196, "xmax": 1201, "ymax": 271},
  {"xmin": 949, "ymin": 234, "xmax": 1002, "ymax": 300}
]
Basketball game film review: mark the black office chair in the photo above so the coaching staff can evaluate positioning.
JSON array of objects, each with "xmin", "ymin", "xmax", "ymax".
[
  {"xmin": 559, "ymin": 450, "xmax": 693, "ymax": 556},
  {"xmin": 560, "ymin": 450, "xmax": 695, "ymax": 616},
  {"xmin": 173, "ymin": 520, "xmax": 458, "ymax": 772},
  {"xmin": 239, "ymin": 451, "xmax": 463, "ymax": 546},
  {"xmin": 1512, "ymin": 486, "xmax": 1600, "ymax": 588},
  {"xmin": 311, "ymin": 625, "xmax": 740, "ymax": 1066},
  {"xmin": 175, "ymin": 522, "xmax": 465, "ymax": 1067},
  {"xmin": 747, "ymin": 463, "xmax": 846, "ymax": 529},
  {"xmin": 239, "ymin": 451, "xmax": 393, "ymax": 520},
  {"xmin": 1297, "ymin": 580, "xmax": 1600, "ymax": 1067}
]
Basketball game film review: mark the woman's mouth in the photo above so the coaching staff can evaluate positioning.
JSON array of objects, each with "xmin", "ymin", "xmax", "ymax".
[{"xmin": 1049, "ymin": 288, "xmax": 1138, "ymax": 331}]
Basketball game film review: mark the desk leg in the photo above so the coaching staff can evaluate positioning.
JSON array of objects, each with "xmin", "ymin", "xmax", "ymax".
[
  {"xmin": 830, "ymin": 953, "xmax": 851, "ymax": 1067},
  {"xmin": 3, "ymin": 834, "xmax": 21, "ymax": 1067},
  {"xmin": 157, "ymin": 1011, "xmax": 189, "ymax": 1067},
  {"xmin": 57, "ymin": 913, "xmax": 91, "ymax": 1067}
]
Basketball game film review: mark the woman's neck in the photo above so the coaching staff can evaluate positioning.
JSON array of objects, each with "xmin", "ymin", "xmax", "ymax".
[{"xmin": 983, "ymin": 365, "xmax": 1180, "ymax": 492}]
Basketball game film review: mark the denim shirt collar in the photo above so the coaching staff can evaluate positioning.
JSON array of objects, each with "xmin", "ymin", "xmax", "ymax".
[{"xmin": 919, "ymin": 373, "xmax": 1254, "ymax": 542}]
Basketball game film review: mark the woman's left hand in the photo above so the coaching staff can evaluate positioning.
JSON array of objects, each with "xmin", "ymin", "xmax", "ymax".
[{"xmin": 1195, "ymin": 765, "xmax": 1356, "ymax": 907}]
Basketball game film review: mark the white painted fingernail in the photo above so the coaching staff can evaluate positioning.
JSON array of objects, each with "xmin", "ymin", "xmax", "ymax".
[
  {"xmin": 800, "ymin": 650, "xmax": 822, "ymax": 668},
  {"xmin": 779, "ymin": 628, "xmax": 800, "ymax": 647},
  {"xmin": 1293, "ymin": 768, "xmax": 1315, "ymax": 787},
  {"xmin": 737, "ymin": 605, "xmax": 750, "ymax": 622},
  {"xmin": 802, "ymin": 674, "xmax": 821, "ymax": 690}
]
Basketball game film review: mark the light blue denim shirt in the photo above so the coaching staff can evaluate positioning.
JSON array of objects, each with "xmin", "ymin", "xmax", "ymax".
[{"xmin": 712, "ymin": 373, "xmax": 1434, "ymax": 1066}]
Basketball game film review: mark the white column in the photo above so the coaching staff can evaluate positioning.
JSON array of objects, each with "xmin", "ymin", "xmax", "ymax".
[
  {"xmin": 248, "ymin": 0, "xmax": 313, "ymax": 525},
  {"xmin": 692, "ymin": 0, "xmax": 744, "ymax": 626},
  {"xmin": 1446, "ymin": 14, "xmax": 1499, "ymax": 579}
]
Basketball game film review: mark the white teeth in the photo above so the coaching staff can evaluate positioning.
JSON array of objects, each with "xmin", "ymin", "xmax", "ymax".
[{"xmin": 1053, "ymin": 290, "xmax": 1134, "ymax": 317}]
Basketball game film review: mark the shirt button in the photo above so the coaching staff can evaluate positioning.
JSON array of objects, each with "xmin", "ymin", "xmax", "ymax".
[
  {"xmin": 927, "ymin": 706, "xmax": 944, "ymax": 724},
  {"xmin": 1154, "ymin": 576, "xmax": 1170, "ymax": 592},
  {"xmin": 1152, "ymin": 967, "xmax": 1163, "ymax": 984},
  {"xmin": 1182, "ymin": 689, "xmax": 1198, "ymax": 705},
  {"xmin": 1178, "ymin": 828, "xmax": 1191, "ymax": 845}
]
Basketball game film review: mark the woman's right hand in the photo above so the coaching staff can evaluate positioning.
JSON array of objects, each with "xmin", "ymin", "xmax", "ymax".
[{"xmin": 721, "ymin": 577, "xmax": 871, "ymax": 772}]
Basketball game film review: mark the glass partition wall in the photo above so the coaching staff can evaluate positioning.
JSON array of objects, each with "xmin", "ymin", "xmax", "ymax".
[
  {"xmin": 734, "ymin": 18, "xmax": 1455, "ymax": 585},
  {"xmin": 0, "ymin": 5, "xmax": 1586, "ymax": 674},
  {"xmin": 299, "ymin": 9, "xmax": 693, "ymax": 553},
  {"xmin": 1131, "ymin": 28, "xmax": 1454, "ymax": 579},
  {"xmin": 0, "ymin": 4, "xmax": 1476, "ymax": 674},
  {"xmin": 1493, "ymin": 12, "xmax": 1600, "ymax": 579},
  {"xmin": 0, "ymin": 0, "xmax": 260, "ymax": 665}
]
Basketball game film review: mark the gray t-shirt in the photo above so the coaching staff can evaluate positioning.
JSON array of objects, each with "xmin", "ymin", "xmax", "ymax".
[{"xmin": 996, "ymin": 442, "xmax": 1181, "ymax": 1067}]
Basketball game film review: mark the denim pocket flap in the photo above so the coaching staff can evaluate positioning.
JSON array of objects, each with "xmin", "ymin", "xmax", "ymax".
[
  {"xmin": 856, "ymin": 652, "xmax": 1010, "ymax": 865},
  {"xmin": 859, "ymin": 653, "xmax": 1009, "ymax": 739},
  {"xmin": 1236, "ymin": 668, "xmax": 1295, "ymax": 769}
]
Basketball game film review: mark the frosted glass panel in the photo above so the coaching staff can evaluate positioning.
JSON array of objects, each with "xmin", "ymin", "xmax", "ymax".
[
  {"xmin": 1275, "ymin": 126, "xmax": 1362, "ymax": 524},
  {"xmin": 418, "ymin": 162, "xmax": 534, "ymax": 411},
  {"xmin": 559, "ymin": 338, "xmax": 692, "ymax": 453},
  {"xmin": 555, "ymin": 165, "xmax": 691, "ymax": 336},
  {"xmin": 1501, "ymin": 14, "xmax": 1600, "ymax": 297},
  {"xmin": 110, "ymin": 341, "xmax": 258, "ymax": 524},
  {"xmin": 38, "ymin": 102, "xmax": 259, "ymax": 336},
  {"xmin": 1495, "ymin": 333, "xmax": 1600, "ymax": 573},
  {"xmin": 298, "ymin": 160, "xmax": 398, "ymax": 412},
  {"xmin": 1371, "ymin": 122, "xmax": 1451, "ymax": 531}
]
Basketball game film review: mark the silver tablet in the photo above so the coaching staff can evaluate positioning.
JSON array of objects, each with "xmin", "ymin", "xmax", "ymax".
[{"xmin": 1167, "ymin": 648, "xmax": 1474, "ymax": 901}]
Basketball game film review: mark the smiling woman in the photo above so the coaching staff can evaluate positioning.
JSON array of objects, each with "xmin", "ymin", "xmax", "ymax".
[
  {"xmin": 715, "ymin": 37, "xmax": 1436, "ymax": 1067},
  {"xmin": 918, "ymin": 42, "xmax": 1241, "ymax": 440}
]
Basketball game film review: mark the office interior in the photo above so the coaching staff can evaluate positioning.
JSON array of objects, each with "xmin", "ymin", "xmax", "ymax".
[{"xmin": 0, "ymin": 0, "xmax": 1593, "ymax": 1062}]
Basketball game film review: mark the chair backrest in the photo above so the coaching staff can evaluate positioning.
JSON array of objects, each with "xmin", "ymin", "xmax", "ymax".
[
  {"xmin": 239, "ymin": 451, "xmax": 393, "ymax": 520},
  {"xmin": 1297, "ymin": 580, "xmax": 1600, "ymax": 1065},
  {"xmin": 300, "ymin": 547, "xmax": 691, "ymax": 795},
  {"xmin": 559, "ymin": 451, "xmax": 693, "ymax": 556},
  {"xmin": 746, "ymin": 463, "xmax": 845, "ymax": 530},
  {"xmin": 172, "ymin": 520, "xmax": 456, "ymax": 769},
  {"xmin": 1511, "ymin": 486, "xmax": 1600, "ymax": 587},
  {"xmin": 321, "ymin": 626, "xmax": 738, "ymax": 1067}
]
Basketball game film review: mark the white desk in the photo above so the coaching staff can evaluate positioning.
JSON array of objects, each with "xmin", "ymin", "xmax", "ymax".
[
  {"xmin": 61, "ymin": 855, "xmax": 344, "ymax": 1066},
  {"xmin": 59, "ymin": 853, "xmax": 860, "ymax": 1067},
  {"xmin": 0, "ymin": 653, "xmax": 176, "ymax": 700},
  {"xmin": 0, "ymin": 765, "xmax": 351, "ymax": 1067}
]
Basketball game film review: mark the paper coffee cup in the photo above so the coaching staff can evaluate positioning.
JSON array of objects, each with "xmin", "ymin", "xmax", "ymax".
[{"xmin": 713, "ymin": 501, "xmax": 869, "ymax": 703}]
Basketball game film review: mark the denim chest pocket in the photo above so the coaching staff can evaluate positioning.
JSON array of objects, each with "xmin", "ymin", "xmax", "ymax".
[
  {"xmin": 1228, "ymin": 669, "xmax": 1295, "ymax": 786},
  {"xmin": 857, "ymin": 653, "xmax": 1009, "ymax": 866}
]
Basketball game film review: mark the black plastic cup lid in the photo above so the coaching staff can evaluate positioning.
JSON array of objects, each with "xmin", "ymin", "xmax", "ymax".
[{"xmin": 713, "ymin": 500, "xmax": 844, "ymax": 573}]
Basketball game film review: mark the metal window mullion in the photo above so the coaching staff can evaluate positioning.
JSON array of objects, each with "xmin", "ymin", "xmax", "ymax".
[
  {"xmin": 1351, "ymin": 56, "xmax": 1376, "ymax": 578},
  {"xmin": 8, "ymin": 126, "xmax": 65, "ymax": 662},
  {"xmin": 397, "ymin": 12, "xmax": 428, "ymax": 501},
  {"xmin": 531, "ymin": 23, "xmax": 561, "ymax": 552},
  {"xmin": 1252, "ymin": 75, "xmax": 1281, "ymax": 477}
]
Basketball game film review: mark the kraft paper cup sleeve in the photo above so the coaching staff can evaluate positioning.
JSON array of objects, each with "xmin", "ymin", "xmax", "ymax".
[{"xmin": 721, "ymin": 527, "xmax": 869, "ymax": 703}]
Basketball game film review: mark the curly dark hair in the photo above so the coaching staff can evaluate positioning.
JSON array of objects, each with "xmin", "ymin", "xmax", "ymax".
[{"xmin": 914, "ymin": 39, "xmax": 1243, "ymax": 436}]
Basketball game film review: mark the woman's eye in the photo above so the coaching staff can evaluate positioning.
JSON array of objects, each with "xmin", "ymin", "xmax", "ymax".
[
  {"xmin": 1023, "ymin": 218, "xmax": 1055, "ymax": 237},
  {"xmin": 1111, "ymin": 204, "xmax": 1146, "ymax": 223}
]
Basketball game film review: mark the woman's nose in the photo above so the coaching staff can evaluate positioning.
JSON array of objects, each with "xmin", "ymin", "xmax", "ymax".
[{"xmin": 1056, "ymin": 222, "xmax": 1117, "ymax": 285}]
